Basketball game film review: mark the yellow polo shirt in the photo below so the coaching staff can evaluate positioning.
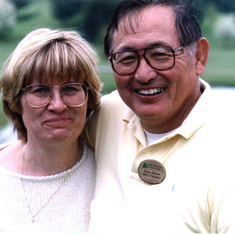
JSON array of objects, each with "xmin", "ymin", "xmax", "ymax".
[{"xmin": 85, "ymin": 79, "xmax": 235, "ymax": 233}]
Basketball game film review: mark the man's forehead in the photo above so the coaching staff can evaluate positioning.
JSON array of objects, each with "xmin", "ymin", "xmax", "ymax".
[
  {"xmin": 112, "ymin": 5, "xmax": 178, "ymax": 51},
  {"xmin": 116, "ymin": 11, "xmax": 144, "ymax": 35},
  {"xmin": 116, "ymin": 5, "xmax": 175, "ymax": 34}
]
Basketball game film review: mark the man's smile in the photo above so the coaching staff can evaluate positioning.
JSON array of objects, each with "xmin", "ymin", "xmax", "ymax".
[{"xmin": 136, "ymin": 87, "xmax": 165, "ymax": 95}]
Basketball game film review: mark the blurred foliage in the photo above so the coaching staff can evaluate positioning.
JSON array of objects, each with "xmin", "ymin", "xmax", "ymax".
[
  {"xmin": 1, "ymin": 0, "xmax": 235, "ymax": 45},
  {"xmin": 0, "ymin": 0, "xmax": 16, "ymax": 38},
  {"xmin": 11, "ymin": 0, "xmax": 30, "ymax": 8},
  {"xmin": 201, "ymin": 4, "xmax": 218, "ymax": 37},
  {"xmin": 50, "ymin": 0, "xmax": 122, "ymax": 44},
  {"xmin": 0, "ymin": 99, "xmax": 8, "ymax": 127},
  {"xmin": 48, "ymin": 0, "xmax": 235, "ymax": 45},
  {"xmin": 201, "ymin": 4, "xmax": 235, "ymax": 49},
  {"xmin": 193, "ymin": 0, "xmax": 235, "ymax": 14},
  {"xmin": 211, "ymin": 0, "xmax": 235, "ymax": 12}
]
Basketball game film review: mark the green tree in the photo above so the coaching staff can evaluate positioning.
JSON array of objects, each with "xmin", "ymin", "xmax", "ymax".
[
  {"xmin": 11, "ymin": 0, "xmax": 30, "ymax": 8},
  {"xmin": 50, "ymin": 0, "xmax": 121, "ymax": 44},
  {"xmin": 201, "ymin": 4, "xmax": 218, "ymax": 37},
  {"xmin": 212, "ymin": 0, "xmax": 235, "ymax": 12},
  {"xmin": 0, "ymin": 0, "xmax": 16, "ymax": 38},
  {"xmin": 193, "ymin": 0, "xmax": 235, "ymax": 14}
]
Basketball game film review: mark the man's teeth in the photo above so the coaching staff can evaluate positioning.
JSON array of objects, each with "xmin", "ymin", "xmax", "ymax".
[{"xmin": 138, "ymin": 88, "xmax": 165, "ymax": 95}]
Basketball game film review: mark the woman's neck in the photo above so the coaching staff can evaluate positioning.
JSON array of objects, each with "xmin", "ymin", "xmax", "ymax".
[{"xmin": 22, "ymin": 140, "xmax": 82, "ymax": 177}]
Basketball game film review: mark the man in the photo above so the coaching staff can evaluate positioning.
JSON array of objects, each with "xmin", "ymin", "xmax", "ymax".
[{"xmin": 85, "ymin": 0, "xmax": 235, "ymax": 233}]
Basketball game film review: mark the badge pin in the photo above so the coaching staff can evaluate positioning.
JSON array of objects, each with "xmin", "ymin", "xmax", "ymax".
[{"xmin": 138, "ymin": 159, "xmax": 166, "ymax": 184}]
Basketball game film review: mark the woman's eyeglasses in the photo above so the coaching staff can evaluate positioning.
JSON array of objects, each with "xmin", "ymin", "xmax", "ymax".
[{"xmin": 21, "ymin": 83, "xmax": 89, "ymax": 108}]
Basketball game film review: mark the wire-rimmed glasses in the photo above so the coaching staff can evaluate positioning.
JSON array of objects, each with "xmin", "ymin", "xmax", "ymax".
[
  {"xmin": 109, "ymin": 45, "xmax": 187, "ymax": 75},
  {"xmin": 21, "ymin": 83, "xmax": 90, "ymax": 108}
]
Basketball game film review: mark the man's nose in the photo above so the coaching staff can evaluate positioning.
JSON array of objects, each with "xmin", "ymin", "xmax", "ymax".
[
  {"xmin": 47, "ymin": 87, "xmax": 67, "ymax": 113},
  {"xmin": 134, "ymin": 55, "xmax": 158, "ymax": 83}
]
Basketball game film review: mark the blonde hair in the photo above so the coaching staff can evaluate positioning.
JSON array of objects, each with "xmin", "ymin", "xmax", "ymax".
[{"xmin": 0, "ymin": 28, "xmax": 102, "ymax": 141}]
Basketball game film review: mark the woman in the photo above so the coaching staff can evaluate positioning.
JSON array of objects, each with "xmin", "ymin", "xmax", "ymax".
[{"xmin": 0, "ymin": 28, "xmax": 102, "ymax": 232}]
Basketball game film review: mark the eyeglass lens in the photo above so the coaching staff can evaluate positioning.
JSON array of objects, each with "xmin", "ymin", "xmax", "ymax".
[
  {"xmin": 25, "ymin": 83, "xmax": 87, "ymax": 108},
  {"xmin": 112, "ymin": 46, "xmax": 175, "ymax": 75}
]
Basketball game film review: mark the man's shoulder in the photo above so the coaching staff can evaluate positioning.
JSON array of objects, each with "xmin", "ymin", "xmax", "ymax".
[
  {"xmin": 102, "ymin": 90, "xmax": 123, "ymax": 103},
  {"xmin": 83, "ymin": 90, "xmax": 130, "ymax": 147},
  {"xmin": 85, "ymin": 90, "xmax": 130, "ymax": 130},
  {"xmin": 100, "ymin": 90, "xmax": 128, "ymax": 111}
]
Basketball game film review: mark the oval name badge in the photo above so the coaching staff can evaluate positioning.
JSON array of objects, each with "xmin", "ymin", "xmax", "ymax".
[{"xmin": 138, "ymin": 159, "xmax": 166, "ymax": 185}]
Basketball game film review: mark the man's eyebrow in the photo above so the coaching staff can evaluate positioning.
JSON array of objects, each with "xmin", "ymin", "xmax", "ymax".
[
  {"xmin": 116, "ymin": 42, "xmax": 171, "ymax": 52},
  {"xmin": 148, "ymin": 42, "xmax": 171, "ymax": 48},
  {"xmin": 116, "ymin": 46, "xmax": 136, "ymax": 52}
]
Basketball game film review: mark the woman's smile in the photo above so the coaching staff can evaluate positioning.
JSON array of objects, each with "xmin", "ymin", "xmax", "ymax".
[{"xmin": 43, "ymin": 117, "xmax": 72, "ymax": 126}]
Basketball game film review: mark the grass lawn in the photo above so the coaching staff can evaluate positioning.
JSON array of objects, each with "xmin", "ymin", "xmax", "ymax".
[{"xmin": 203, "ymin": 48, "xmax": 235, "ymax": 86}]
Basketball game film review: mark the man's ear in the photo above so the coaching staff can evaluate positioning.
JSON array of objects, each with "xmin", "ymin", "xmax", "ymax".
[{"xmin": 195, "ymin": 37, "xmax": 209, "ymax": 76}]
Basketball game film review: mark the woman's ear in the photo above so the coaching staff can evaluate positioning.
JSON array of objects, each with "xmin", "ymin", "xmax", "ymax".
[{"xmin": 195, "ymin": 37, "xmax": 209, "ymax": 76}]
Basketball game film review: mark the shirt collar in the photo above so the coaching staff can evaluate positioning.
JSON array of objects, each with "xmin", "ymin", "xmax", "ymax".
[{"xmin": 122, "ymin": 79, "xmax": 211, "ymax": 144}]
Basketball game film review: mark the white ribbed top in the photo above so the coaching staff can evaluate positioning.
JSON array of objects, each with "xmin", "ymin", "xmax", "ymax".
[{"xmin": 0, "ymin": 142, "xmax": 96, "ymax": 232}]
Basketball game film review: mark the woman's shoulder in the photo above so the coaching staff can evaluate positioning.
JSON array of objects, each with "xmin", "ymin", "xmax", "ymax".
[
  {"xmin": 0, "ymin": 140, "xmax": 21, "ymax": 153},
  {"xmin": 0, "ymin": 141, "xmax": 23, "ymax": 172}
]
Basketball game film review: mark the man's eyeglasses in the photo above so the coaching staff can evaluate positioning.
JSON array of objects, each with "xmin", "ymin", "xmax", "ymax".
[
  {"xmin": 21, "ymin": 83, "xmax": 90, "ymax": 108},
  {"xmin": 109, "ymin": 45, "xmax": 187, "ymax": 75}
]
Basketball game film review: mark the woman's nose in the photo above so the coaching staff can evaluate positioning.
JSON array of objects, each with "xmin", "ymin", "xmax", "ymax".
[{"xmin": 47, "ymin": 87, "xmax": 67, "ymax": 113}]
